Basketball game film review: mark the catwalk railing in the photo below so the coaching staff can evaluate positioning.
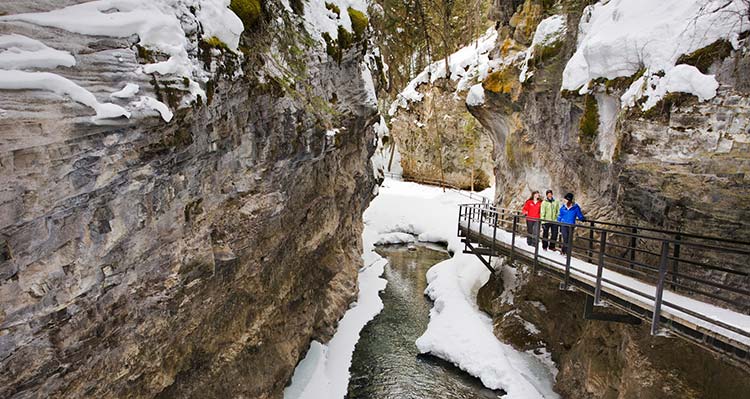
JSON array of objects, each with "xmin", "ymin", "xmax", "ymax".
[
  {"xmin": 382, "ymin": 172, "xmax": 491, "ymax": 204},
  {"xmin": 457, "ymin": 203, "xmax": 750, "ymax": 354}
]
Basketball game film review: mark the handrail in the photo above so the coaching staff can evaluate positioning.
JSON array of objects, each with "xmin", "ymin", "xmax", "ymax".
[
  {"xmin": 461, "ymin": 204, "xmax": 750, "ymax": 246},
  {"xmin": 456, "ymin": 202, "xmax": 750, "ymax": 345},
  {"xmin": 458, "ymin": 203, "xmax": 750, "ymax": 250},
  {"xmin": 384, "ymin": 172, "xmax": 492, "ymax": 204}
]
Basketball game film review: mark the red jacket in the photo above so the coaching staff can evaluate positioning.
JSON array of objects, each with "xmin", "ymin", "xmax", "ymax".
[{"xmin": 522, "ymin": 199, "xmax": 542, "ymax": 219}]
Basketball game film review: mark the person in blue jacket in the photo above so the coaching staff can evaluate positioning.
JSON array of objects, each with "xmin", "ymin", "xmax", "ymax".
[{"xmin": 557, "ymin": 192, "xmax": 585, "ymax": 255}]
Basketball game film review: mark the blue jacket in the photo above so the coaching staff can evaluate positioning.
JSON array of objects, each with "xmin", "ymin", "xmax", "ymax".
[{"xmin": 557, "ymin": 203, "xmax": 585, "ymax": 224}]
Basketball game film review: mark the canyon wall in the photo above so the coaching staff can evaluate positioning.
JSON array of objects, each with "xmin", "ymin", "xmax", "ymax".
[
  {"xmin": 465, "ymin": 0, "xmax": 750, "ymax": 397},
  {"xmin": 389, "ymin": 82, "xmax": 495, "ymax": 190},
  {"xmin": 0, "ymin": 1, "xmax": 379, "ymax": 398}
]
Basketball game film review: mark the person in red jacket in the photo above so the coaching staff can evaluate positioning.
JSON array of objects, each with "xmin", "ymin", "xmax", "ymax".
[{"xmin": 521, "ymin": 190, "xmax": 542, "ymax": 246}]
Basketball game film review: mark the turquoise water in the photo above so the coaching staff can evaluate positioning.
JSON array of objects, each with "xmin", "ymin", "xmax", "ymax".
[{"xmin": 346, "ymin": 244, "xmax": 503, "ymax": 399}]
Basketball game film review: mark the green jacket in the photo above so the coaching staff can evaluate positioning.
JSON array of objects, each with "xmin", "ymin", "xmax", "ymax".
[{"xmin": 540, "ymin": 198, "xmax": 560, "ymax": 222}]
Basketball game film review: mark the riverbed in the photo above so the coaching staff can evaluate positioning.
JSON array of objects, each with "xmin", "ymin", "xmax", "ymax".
[{"xmin": 346, "ymin": 244, "xmax": 503, "ymax": 398}]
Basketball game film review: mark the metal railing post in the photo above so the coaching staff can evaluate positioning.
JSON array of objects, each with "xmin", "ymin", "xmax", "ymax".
[
  {"xmin": 563, "ymin": 225, "xmax": 574, "ymax": 290},
  {"xmin": 651, "ymin": 240, "xmax": 670, "ymax": 336},
  {"xmin": 629, "ymin": 227, "xmax": 637, "ymax": 269},
  {"xmin": 533, "ymin": 219, "xmax": 541, "ymax": 273},
  {"xmin": 510, "ymin": 214, "xmax": 518, "ymax": 265},
  {"xmin": 491, "ymin": 211, "xmax": 497, "ymax": 264},
  {"xmin": 672, "ymin": 233, "xmax": 681, "ymax": 291},
  {"xmin": 588, "ymin": 221, "xmax": 595, "ymax": 262},
  {"xmin": 594, "ymin": 231, "xmax": 607, "ymax": 305},
  {"xmin": 468, "ymin": 205, "xmax": 474, "ymax": 231},
  {"xmin": 457, "ymin": 205, "xmax": 463, "ymax": 236},
  {"xmin": 479, "ymin": 208, "xmax": 484, "ymax": 238}
]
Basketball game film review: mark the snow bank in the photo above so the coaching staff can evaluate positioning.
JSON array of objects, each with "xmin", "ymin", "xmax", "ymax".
[
  {"xmin": 0, "ymin": 70, "xmax": 130, "ymax": 119},
  {"xmin": 389, "ymin": 28, "xmax": 498, "ymax": 116},
  {"xmin": 0, "ymin": 0, "xmax": 242, "ymax": 119},
  {"xmin": 283, "ymin": 256, "xmax": 387, "ymax": 399},
  {"xmin": 466, "ymin": 83, "xmax": 486, "ymax": 106},
  {"xmin": 520, "ymin": 14, "xmax": 567, "ymax": 82},
  {"xmin": 359, "ymin": 180, "xmax": 557, "ymax": 397},
  {"xmin": 284, "ymin": 204, "xmax": 389, "ymax": 399},
  {"xmin": 563, "ymin": 0, "xmax": 749, "ymax": 106},
  {"xmin": 299, "ymin": 0, "xmax": 369, "ymax": 44},
  {"xmin": 288, "ymin": 180, "xmax": 557, "ymax": 398},
  {"xmin": 0, "ymin": 34, "xmax": 75, "ymax": 69},
  {"xmin": 110, "ymin": 83, "xmax": 140, "ymax": 99},
  {"xmin": 132, "ymin": 96, "xmax": 173, "ymax": 122}
]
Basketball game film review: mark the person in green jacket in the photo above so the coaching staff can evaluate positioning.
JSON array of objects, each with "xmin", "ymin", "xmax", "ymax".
[{"xmin": 540, "ymin": 190, "xmax": 560, "ymax": 251}]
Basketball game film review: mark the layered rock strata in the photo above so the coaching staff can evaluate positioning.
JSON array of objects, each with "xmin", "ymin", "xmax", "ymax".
[{"xmin": 0, "ymin": 1, "xmax": 379, "ymax": 398}]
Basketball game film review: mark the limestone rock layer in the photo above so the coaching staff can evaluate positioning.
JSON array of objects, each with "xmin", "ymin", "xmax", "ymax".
[{"xmin": 0, "ymin": 1, "xmax": 378, "ymax": 398}]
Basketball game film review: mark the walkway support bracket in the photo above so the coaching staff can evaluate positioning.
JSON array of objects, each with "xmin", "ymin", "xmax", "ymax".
[
  {"xmin": 584, "ymin": 296, "xmax": 642, "ymax": 325},
  {"xmin": 463, "ymin": 240, "xmax": 496, "ymax": 274}
]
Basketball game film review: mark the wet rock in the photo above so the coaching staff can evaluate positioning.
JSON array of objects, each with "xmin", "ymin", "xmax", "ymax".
[
  {"xmin": 0, "ymin": 2, "xmax": 379, "ymax": 398},
  {"xmin": 468, "ymin": 0, "xmax": 750, "ymax": 395},
  {"xmin": 389, "ymin": 84, "xmax": 495, "ymax": 190}
]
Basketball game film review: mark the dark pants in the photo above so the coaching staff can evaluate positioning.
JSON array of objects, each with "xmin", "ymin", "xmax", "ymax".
[
  {"xmin": 560, "ymin": 225, "xmax": 575, "ymax": 254},
  {"xmin": 526, "ymin": 220, "xmax": 539, "ymax": 246},
  {"xmin": 542, "ymin": 223, "xmax": 559, "ymax": 250}
]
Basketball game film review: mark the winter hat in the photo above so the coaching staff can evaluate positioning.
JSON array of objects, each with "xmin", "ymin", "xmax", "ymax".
[{"xmin": 564, "ymin": 192, "xmax": 574, "ymax": 201}]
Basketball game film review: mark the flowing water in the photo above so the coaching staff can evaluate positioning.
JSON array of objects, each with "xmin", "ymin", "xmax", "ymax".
[{"xmin": 346, "ymin": 244, "xmax": 503, "ymax": 399}]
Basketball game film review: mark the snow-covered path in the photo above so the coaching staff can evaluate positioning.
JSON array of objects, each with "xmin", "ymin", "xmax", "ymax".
[{"xmin": 285, "ymin": 179, "xmax": 559, "ymax": 398}]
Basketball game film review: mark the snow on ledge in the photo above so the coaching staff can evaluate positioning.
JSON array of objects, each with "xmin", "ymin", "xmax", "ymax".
[
  {"xmin": 0, "ymin": 0, "xmax": 243, "ymax": 120},
  {"xmin": 0, "ymin": 34, "xmax": 75, "ymax": 69},
  {"xmin": 562, "ymin": 0, "xmax": 749, "ymax": 106},
  {"xmin": 110, "ymin": 83, "xmax": 140, "ymax": 99},
  {"xmin": 0, "ymin": 70, "xmax": 130, "ymax": 120},
  {"xmin": 389, "ymin": 28, "xmax": 498, "ymax": 116},
  {"xmin": 519, "ymin": 14, "xmax": 566, "ymax": 83},
  {"xmin": 466, "ymin": 83, "xmax": 486, "ymax": 106},
  {"xmin": 622, "ymin": 64, "xmax": 720, "ymax": 110},
  {"xmin": 132, "ymin": 96, "xmax": 173, "ymax": 122}
]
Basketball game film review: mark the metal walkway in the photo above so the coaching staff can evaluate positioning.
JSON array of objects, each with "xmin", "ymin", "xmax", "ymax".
[{"xmin": 458, "ymin": 203, "xmax": 750, "ymax": 370}]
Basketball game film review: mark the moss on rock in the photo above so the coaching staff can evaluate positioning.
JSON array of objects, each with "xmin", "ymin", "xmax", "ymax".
[
  {"xmin": 290, "ymin": 0, "xmax": 304, "ymax": 16},
  {"xmin": 483, "ymin": 66, "xmax": 521, "ymax": 97},
  {"xmin": 578, "ymin": 94, "xmax": 599, "ymax": 145},
  {"xmin": 604, "ymin": 67, "xmax": 645, "ymax": 92},
  {"xmin": 639, "ymin": 92, "xmax": 697, "ymax": 121},
  {"xmin": 337, "ymin": 26, "xmax": 353, "ymax": 50},
  {"xmin": 347, "ymin": 7, "xmax": 368, "ymax": 41},
  {"xmin": 230, "ymin": 0, "xmax": 261, "ymax": 30},
  {"xmin": 677, "ymin": 39, "xmax": 733, "ymax": 74},
  {"xmin": 204, "ymin": 36, "xmax": 230, "ymax": 52},
  {"xmin": 325, "ymin": 2, "xmax": 340, "ymax": 17}
]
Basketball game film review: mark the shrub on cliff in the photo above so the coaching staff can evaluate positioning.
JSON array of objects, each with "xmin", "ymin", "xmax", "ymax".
[{"xmin": 347, "ymin": 7, "xmax": 368, "ymax": 42}]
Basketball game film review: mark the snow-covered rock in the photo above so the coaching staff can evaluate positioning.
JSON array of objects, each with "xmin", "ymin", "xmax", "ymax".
[
  {"xmin": 563, "ymin": 0, "xmax": 749, "ymax": 106},
  {"xmin": 389, "ymin": 28, "xmax": 498, "ymax": 116},
  {"xmin": 520, "ymin": 14, "xmax": 567, "ymax": 82}
]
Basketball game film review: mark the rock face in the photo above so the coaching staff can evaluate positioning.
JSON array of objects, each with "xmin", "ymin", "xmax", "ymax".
[
  {"xmin": 0, "ymin": 2, "xmax": 378, "ymax": 398},
  {"xmin": 471, "ymin": 0, "xmax": 750, "ymax": 234},
  {"xmin": 478, "ymin": 265, "xmax": 750, "ymax": 399},
  {"xmin": 389, "ymin": 82, "xmax": 495, "ymax": 189},
  {"xmin": 466, "ymin": 0, "xmax": 750, "ymax": 397}
]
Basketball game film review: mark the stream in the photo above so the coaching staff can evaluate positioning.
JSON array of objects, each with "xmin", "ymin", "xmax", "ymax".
[{"xmin": 346, "ymin": 243, "xmax": 503, "ymax": 399}]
